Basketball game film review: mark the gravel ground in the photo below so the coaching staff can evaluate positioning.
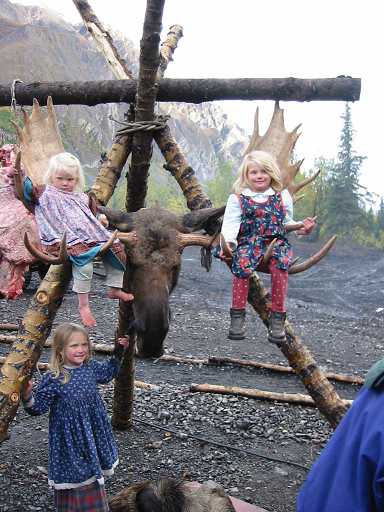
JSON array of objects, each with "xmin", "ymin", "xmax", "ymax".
[{"xmin": 1, "ymin": 240, "xmax": 384, "ymax": 512}]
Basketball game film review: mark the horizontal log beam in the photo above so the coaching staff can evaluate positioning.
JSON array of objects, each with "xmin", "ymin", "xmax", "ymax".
[{"xmin": 0, "ymin": 77, "xmax": 360, "ymax": 107}]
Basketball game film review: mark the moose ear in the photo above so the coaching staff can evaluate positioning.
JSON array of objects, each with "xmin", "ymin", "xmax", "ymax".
[
  {"xmin": 181, "ymin": 206, "xmax": 225, "ymax": 234},
  {"xmin": 98, "ymin": 206, "xmax": 135, "ymax": 232}
]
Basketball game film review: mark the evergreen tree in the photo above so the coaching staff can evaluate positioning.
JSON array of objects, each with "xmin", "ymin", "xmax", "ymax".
[
  {"xmin": 323, "ymin": 103, "xmax": 366, "ymax": 237},
  {"xmin": 377, "ymin": 197, "xmax": 384, "ymax": 233}
]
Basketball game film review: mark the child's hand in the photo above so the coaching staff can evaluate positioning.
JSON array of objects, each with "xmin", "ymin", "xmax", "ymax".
[
  {"xmin": 118, "ymin": 336, "xmax": 130, "ymax": 349},
  {"xmin": 297, "ymin": 217, "xmax": 316, "ymax": 235},
  {"xmin": 98, "ymin": 214, "xmax": 109, "ymax": 228},
  {"xmin": 22, "ymin": 380, "xmax": 33, "ymax": 401},
  {"xmin": 114, "ymin": 336, "xmax": 131, "ymax": 360}
]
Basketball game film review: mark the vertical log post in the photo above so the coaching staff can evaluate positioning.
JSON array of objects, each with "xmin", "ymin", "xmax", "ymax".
[
  {"xmin": 113, "ymin": 0, "xmax": 165, "ymax": 428},
  {"xmin": 126, "ymin": 0, "xmax": 165, "ymax": 213}
]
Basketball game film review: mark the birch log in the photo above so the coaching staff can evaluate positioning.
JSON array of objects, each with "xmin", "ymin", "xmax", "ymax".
[
  {"xmin": 190, "ymin": 383, "xmax": 352, "ymax": 408},
  {"xmin": 0, "ymin": 264, "xmax": 72, "ymax": 442}
]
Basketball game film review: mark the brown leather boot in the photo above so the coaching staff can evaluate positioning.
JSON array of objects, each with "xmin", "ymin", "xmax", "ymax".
[
  {"xmin": 268, "ymin": 311, "xmax": 286, "ymax": 344},
  {"xmin": 228, "ymin": 308, "xmax": 246, "ymax": 340}
]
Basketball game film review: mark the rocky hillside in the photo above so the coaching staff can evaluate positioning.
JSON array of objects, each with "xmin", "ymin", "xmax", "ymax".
[{"xmin": 0, "ymin": 0, "xmax": 248, "ymax": 187}]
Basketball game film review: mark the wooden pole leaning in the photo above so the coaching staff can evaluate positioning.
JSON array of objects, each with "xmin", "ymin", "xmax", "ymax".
[{"xmin": 0, "ymin": 264, "xmax": 72, "ymax": 443}]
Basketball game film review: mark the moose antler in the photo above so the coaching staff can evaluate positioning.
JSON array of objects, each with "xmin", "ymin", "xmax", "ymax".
[
  {"xmin": 24, "ymin": 231, "xmax": 68, "ymax": 264},
  {"xmin": 177, "ymin": 232, "xmax": 216, "ymax": 249},
  {"xmin": 11, "ymin": 97, "xmax": 64, "ymax": 185},
  {"xmin": 288, "ymin": 235, "xmax": 337, "ymax": 274},
  {"xmin": 245, "ymin": 102, "xmax": 319, "ymax": 197},
  {"xmin": 246, "ymin": 102, "xmax": 334, "ymax": 271},
  {"xmin": 24, "ymin": 230, "xmax": 131, "ymax": 264}
]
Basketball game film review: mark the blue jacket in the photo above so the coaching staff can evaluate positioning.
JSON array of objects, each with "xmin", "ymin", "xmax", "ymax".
[{"xmin": 297, "ymin": 387, "xmax": 384, "ymax": 512}]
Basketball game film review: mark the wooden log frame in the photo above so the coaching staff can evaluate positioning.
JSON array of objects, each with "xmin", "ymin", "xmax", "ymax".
[
  {"xmin": 79, "ymin": 0, "xmax": 348, "ymax": 428},
  {"xmin": 0, "ymin": 265, "xmax": 72, "ymax": 442},
  {"xmin": 0, "ymin": 1, "xmax": 356, "ymax": 440},
  {"xmin": 0, "ymin": 77, "xmax": 361, "ymax": 107}
]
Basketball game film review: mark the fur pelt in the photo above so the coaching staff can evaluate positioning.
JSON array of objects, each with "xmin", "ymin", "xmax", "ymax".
[{"xmin": 109, "ymin": 478, "xmax": 235, "ymax": 512}]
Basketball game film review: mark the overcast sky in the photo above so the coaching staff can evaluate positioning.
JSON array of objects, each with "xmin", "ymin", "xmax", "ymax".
[{"xmin": 12, "ymin": 0, "xmax": 383, "ymax": 201}]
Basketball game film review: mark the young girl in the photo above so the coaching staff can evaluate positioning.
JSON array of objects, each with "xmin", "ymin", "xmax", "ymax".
[
  {"xmin": 22, "ymin": 322, "xmax": 129, "ymax": 511},
  {"xmin": 18, "ymin": 152, "xmax": 135, "ymax": 327},
  {"xmin": 220, "ymin": 150, "xmax": 315, "ymax": 342}
]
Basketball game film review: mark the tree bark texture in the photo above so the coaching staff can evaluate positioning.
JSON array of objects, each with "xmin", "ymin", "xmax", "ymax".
[
  {"xmin": 0, "ymin": 77, "xmax": 361, "ymax": 107},
  {"xmin": 153, "ymin": 124, "xmax": 212, "ymax": 210},
  {"xmin": 90, "ymin": 107, "xmax": 135, "ymax": 205},
  {"xmin": 112, "ymin": 271, "xmax": 136, "ymax": 429},
  {"xmin": 157, "ymin": 25, "xmax": 183, "ymax": 79},
  {"xmin": 248, "ymin": 272, "xmax": 348, "ymax": 428},
  {"xmin": 126, "ymin": 0, "xmax": 165, "ymax": 212},
  {"xmin": 72, "ymin": 0, "xmax": 134, "ymax": 79},
  {"xmin": 0, "ymin": 264, "xmax": 72, "ymax": 442}
]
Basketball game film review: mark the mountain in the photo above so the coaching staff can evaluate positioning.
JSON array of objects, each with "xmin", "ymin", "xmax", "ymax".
[{"xmin": 0, "ymin": 0, "xmax": 248, "ymax": 188}]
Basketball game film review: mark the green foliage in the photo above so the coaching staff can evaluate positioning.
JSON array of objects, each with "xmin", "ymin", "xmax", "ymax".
[
  {"xmin": 108, "ymin": 163, "xmax": 187, "ymax": 213},
  {"xmin": 292, "ymin": 104, "xmax": 384, "ymax": 247},
  {"xmin": 323, "ymin": 103, "xmax": 367, "ymax": 237},
  {"xmin": 205, "ymin": 161, "xmax": 235, "ymax": 207},
  {"xmin": 0, "ymin": 108, "xmax": 16, "ymax": 144}
]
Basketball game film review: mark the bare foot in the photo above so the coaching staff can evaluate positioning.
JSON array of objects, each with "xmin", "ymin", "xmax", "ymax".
[
  {"xmin": 79, "ymin": 306, "xmax": 97, "ymax": 327},
  {"xmin": 107, "ymin": 288, "xmax": 134, "ymax": 302}
]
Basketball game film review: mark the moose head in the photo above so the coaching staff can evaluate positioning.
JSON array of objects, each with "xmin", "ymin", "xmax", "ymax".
[{"xmin": 98, "ymin": 205, "xmax": 224, "ymax": 358}]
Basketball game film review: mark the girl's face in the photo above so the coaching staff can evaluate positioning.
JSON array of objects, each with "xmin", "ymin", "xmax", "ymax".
[
  {"xmin": 52, "ymin": 169, "xmax": 78, "ymax": 192},
  {"xmin": 63, "ymin": 332, "xmax": 89, "ymax": 367},
  {"xmin": 247, "ymin": 163, "xmax": 272, "ymax": 193}
]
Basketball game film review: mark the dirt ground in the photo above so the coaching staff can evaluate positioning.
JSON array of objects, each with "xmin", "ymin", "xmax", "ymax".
[{"xmin": 1, "ymin": 238, "xmax": 384, "ymax": 512}]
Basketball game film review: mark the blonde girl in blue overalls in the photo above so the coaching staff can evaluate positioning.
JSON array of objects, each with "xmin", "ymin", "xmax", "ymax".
[{"xmin": 220, "ymin": 150, "xmax": 315, "ymax": 342}]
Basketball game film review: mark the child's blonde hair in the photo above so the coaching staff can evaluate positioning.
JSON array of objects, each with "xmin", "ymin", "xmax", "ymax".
[
  {"xmin": 50, "ymin": 323, "xmax": 92, "ymax": 383},
  {"xmin": 45, "ymin": 152, "xmax": 85, "ymax": 192},
  {"xmin": 232, "ymin": 150, "xmax": 283, "ymax": 194}
]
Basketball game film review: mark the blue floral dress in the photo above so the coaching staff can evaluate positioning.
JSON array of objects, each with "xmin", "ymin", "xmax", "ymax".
[
  {"xmin": 24, "ymin": 358, "xmax": 120, "ymax": 489},
  {"xmin": 231, "ymin": 193, "xmax": 292, "ymax": 278}
]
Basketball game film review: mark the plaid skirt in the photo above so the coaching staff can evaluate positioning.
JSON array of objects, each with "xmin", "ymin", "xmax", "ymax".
[{"xmin": 54, "ymin": 481, "xmax": 109, "ymax": 511}]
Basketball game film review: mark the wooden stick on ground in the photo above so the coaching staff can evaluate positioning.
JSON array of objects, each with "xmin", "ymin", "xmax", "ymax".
[
  {"xmin": 190, "ymin": 383, "xmax": 353, "ymax": 408},
  {"xmin": 0, "ymin": 336, "xmax": 363, "ymax": 386},
  {"xmin": 159, "ymin": 354, "xmax": 364, "ymax": 385},
  {"xmin": 0, "ymin": 324, "xmax": 18, "ymax": 332}
]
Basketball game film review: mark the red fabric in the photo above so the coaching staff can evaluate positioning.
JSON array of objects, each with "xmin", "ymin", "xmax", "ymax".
[
  {"xmin": 54, "ymin": 481, "xmax": 109, "ymax": 511},
  {"xmin": 231, "ymin": 259, "xmax": 288, "ymax": 312},
  {"xmin": 0, "ymin": 144, "xmax": 40, "ymax": 299},
  {"xmin": 232, "ymin": 276, "xmax": 249, "ymax": 309},
  {"xmin": 269, "ymin": 259, "xmax": 288, "ymax": 312}
]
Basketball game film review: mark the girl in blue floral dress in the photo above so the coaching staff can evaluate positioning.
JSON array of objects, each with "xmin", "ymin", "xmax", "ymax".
[
  {"xmin": 219, "ymin": 150, "xmax": 316, "ymax": 342},
  {"xmin": 22, "ymin": 322, "xmax": 129, "ymax": 511}
]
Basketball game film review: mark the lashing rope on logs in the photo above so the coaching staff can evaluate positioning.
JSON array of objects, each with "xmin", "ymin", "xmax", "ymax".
[{"xmin": 109, "ymin": 114, "xmax": 170, "ymax": 135}]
